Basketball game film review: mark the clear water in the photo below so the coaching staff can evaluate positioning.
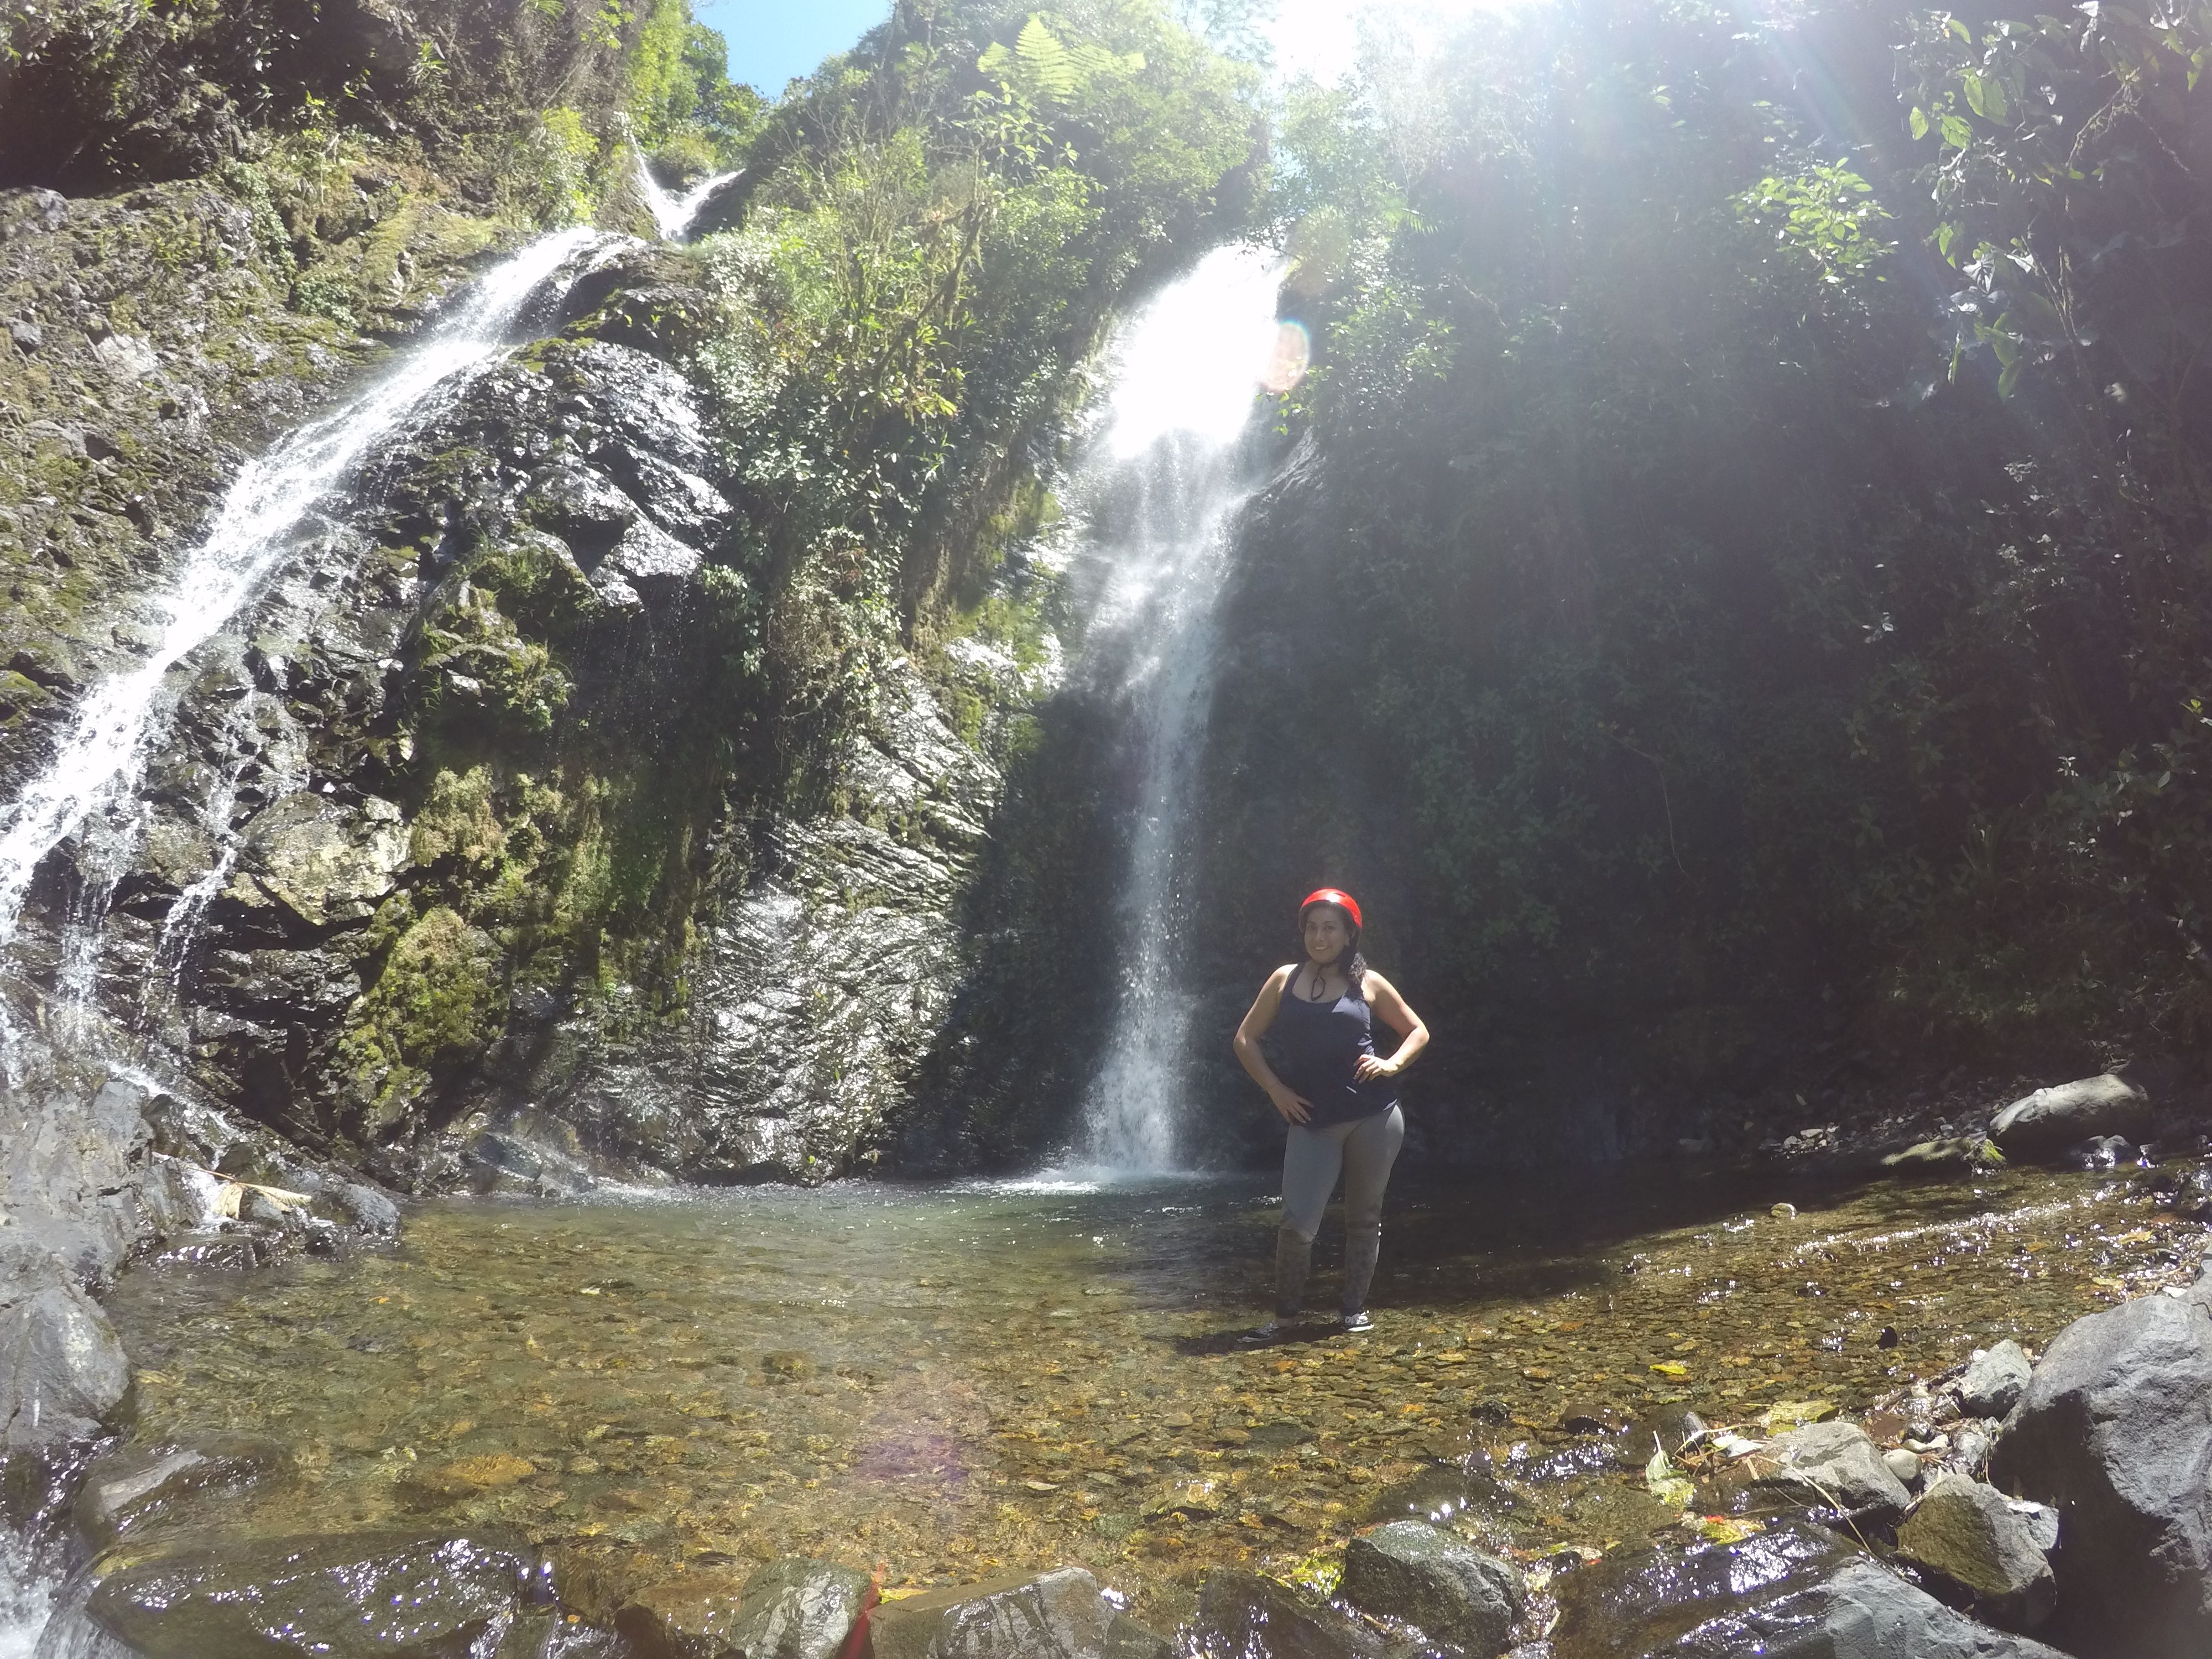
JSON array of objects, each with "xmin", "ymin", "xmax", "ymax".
[
  {"xmin": 1079, "ymin": 246, "xmax": 1286, "ymax": 1168},
  {"xmin": 96, "ymin": 1162, "xmax": 2196, "ymax": 1634}
]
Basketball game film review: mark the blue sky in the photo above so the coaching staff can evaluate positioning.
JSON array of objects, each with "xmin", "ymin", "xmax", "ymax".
[{"xmin": 695, "ymin": 0, "xmax": 892, "ymax": 93}]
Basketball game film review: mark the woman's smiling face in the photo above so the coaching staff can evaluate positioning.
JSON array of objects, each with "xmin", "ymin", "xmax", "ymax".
[{"xmin": 1302, "ymin": 904, "xmax": 1352, "ymax": 967}]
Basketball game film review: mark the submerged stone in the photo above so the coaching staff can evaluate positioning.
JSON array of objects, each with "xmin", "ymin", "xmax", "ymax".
[
  {"xmin": 87, "ymin": 1530, "xmax": 539, "ymax": 1657},
  {"xmin": 1340, "ymin": 1519, "xmax": 1524, "ymax": 1656}
]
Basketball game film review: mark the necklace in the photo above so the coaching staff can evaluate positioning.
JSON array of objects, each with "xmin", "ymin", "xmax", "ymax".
[{"xmin": 1306, "ymin": 967, "xmax": 1333, "ymax": 1002}]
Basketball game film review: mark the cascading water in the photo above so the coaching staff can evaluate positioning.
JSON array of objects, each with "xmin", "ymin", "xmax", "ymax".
[
  {"xmin": 1077, "ymin": 244, "xmax": 1292, "ymax": 1171},
  {"xmin": 634, "ymin": 149, "xmax": 740, "ymax": 241},
  {"xmin": 0, "ymin": 222, "xmax": 629, "ymax": 1657},
  {"xmin": 0, "ymin": 226, "xmax": 616, "ymax": 1062}
]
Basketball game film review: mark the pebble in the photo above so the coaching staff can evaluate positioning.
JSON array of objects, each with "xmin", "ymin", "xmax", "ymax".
[
  {"xmin": 1882, "ymin": 1448, "xmax": 1923, "ymax": 1485},
  {"xmin": 1771, "ymin": 1203, "xmax": 1798, "ymax": 1220}
]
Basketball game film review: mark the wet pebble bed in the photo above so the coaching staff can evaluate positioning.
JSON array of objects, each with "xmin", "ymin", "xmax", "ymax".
[{"xmin": 101, "ymin": 1162, "xmax": 2205, "ymax": 1630}]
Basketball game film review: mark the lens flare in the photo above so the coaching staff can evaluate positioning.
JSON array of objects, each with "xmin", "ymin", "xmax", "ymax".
[{"xmin": 1261, "ymin": 320, "xmax": 1312, "ymax": 394}]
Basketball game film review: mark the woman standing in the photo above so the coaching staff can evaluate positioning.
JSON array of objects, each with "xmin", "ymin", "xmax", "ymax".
[{"xmin": 1232, "ymin": 889, "xmax": 1429, "ymax": 1336}]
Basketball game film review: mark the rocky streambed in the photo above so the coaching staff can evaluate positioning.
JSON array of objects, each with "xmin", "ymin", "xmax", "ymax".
[{"xmin": 9, "ymin": 1149, "xmax": 2211, "ymax": 1657}]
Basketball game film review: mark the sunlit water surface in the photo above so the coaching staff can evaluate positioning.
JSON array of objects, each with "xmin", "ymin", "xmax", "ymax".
[{"xmin": 101, "ymin": 1164, "xmax": 2197, "ymax": 1630}]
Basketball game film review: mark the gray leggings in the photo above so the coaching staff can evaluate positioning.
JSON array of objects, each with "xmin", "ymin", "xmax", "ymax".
[{"xmin": 1274, "ymin": 1105, "xmax": 1405, "ymax": 1316}]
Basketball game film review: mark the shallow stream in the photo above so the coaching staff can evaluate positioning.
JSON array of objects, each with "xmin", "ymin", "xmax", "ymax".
[{"xmin": 100, "ymin": 1162, "xmax": 2199, "ymax": 1632}]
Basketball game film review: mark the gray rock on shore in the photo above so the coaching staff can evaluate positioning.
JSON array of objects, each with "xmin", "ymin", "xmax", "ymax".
[
  {"xmin": 1896, "ymin": 1473, "xmax": 2057, "ymax": 1631},
  {"xmin": 1752, "ymin": 1420, "xmax": 1914, "ymax": 1515},
  {"xmin": 1989, "ymin": 1075, "xmax": 2151, "ymax": 1163},
  {"xmin": 1957, "ymin": 1342, "xmax": 2032, "ymax": 1420},
  {"xmin": 1987, "ymin": 1271, "xmax": 2212, "ymax": 1657},
  {"xmin": 0, "ymin": 1235, "xmax": 131, "ymax": 1452}
]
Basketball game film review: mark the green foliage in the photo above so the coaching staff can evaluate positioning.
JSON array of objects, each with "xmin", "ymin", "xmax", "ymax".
[{"xmin": 1192, "ymin": 0, "xmax": 2212, "ymax": 1082}]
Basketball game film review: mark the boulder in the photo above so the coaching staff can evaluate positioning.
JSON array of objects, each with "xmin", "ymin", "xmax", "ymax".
[
  {"xmin": 864, "ymin": 1567, "xmax": 1112, "ymax": 1659},
  {"xmin": 0, "ymin": 1237, "xmax": 132, "ymax": 1452},
  {"xmin": 86, "ymin": 1530, "xmax": 539, "ymax": 1657},
  {"xmin": 1552, "ymin": 1524, "xmax": 2069, "ymax": 1658},
  {"xmin": 1752, "ymin": 1420, "xmax": 1913, "ymax": 1515},
  {"xmin": 74, "ymin": 1434, "xmax": 289, "ymax": 1549},
  {"xmin": 1957, "ymin": 1342, "xmax": 2032, "ymax": 1420},
  {"xmin": 1192, "ymin": 1569, "xmax": 1388, "ymax": 1659},
  {"xmin": 1986, "ymin": 1281, "xmax": 2212, "ymax": 1657},
  {"xmin": 1339, "ymin": 1520, "xmax": 1523, "ymax": 1656},
  {"xmin": 1989, "ymin": 1076, "xmax": 2150, "ymax": 1163},
  {"xmin": 1896, "ymin": 1474, "xmax": 2057, "ymax": 1630},
  {"xmin": 726, "ymin": 1558, "xmax": 872, "ymax": 1659}
]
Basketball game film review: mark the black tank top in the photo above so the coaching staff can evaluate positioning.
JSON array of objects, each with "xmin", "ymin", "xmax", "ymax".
[{"xmin": 1273, "ymin": 965, "xmax": 1397, "ymax": 1128}]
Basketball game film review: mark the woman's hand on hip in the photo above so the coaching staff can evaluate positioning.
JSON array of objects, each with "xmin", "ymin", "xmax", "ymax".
[
  {"xmin": 1354, "ymin": 1055, "xmax": 1400, "ymax": 1082},
  {"xmin": 1270, "ymin": 1087, "xmax": 1313, "ymax": 1124}
]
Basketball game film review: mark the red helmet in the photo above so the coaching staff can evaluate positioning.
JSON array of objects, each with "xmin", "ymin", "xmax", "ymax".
[{"xmin": 1300, "ymin": 888, "xmax": 1362, "ymax": 930}]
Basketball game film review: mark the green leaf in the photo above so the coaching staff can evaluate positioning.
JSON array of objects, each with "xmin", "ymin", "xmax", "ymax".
[
  {"xmin": 1016, "ymin": 15, "xmax": 1078, "ymax": 101},
  {"xmin": 1940, "ymin": 114, "xmax": 1974, "ymax": 149},
  {"xmin": 2015, "ymin": 288, "xmax": 2065, "ymax": 337},
  {"xmin": 1909, "ymin": 106, "xmax": 1930, "ymax": 140},
  {"xmin": 1936, "ymin": 219, "xmax": 1961, "ymax": 261},
  {"xmin": 1948, "ymin": 16, "xmax": 1972, "ymax": 42},
  {"xmin": 1998, "ymin": 357, "xmax": 2023, "ymax": 399}
]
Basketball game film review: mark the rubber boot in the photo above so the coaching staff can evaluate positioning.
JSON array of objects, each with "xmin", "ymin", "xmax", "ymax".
[
  {"xmin": 1274, "ymin": 1225, "xmax": 1313, "ymax": 1320},
  {"xmin": 1341, "ymin": 1215, "xmax": 1381, "ymax": 1318}
]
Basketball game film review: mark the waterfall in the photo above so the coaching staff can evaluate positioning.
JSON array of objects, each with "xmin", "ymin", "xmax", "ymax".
[
  {"xmin": 0, "ymin": 224, "xmax": 619, "ymax": 1060},
  {"xmin": 633, "ymin": 149, "xmax": 740, "ymax": 242},
  {"xmin": 1078, "ymin": 244, "xmax": 1290, "ymax": 1171}
]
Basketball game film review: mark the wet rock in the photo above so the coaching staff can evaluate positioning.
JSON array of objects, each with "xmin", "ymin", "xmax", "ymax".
[
  {"xmin": 724, "ymin": 1557, "xmax": 872, "ymax": 1659},
  {"xmin": 616, "ymin": 1565, "xmax": 749, "ymax": 1658},
  {"xmin": 227, "ymin": 791, "xmax": 408, "ymax": 930},
  {"xmin": 1340, "ymin": 1520, "xmax": 1524, "ymax": 1656},
  {"xmin": 74, "ymin": 1434, "xmax": 289, "ymax": 1549},
  {"xmin": 1192, "ymin": 1568, "xmax": 1389, "ymax": 1659},
  {"xmin": 2065, "ymin": 1134, "xmax": 2137, "ymax": 1172},
  {"xmin": 864, "ymin": 1566, "xmax": 1112, "ymax": 1659},
  {"xmin": 1551, "ymin": 1521, "xmax": 1851, "ymax": 1657},
  {"xmin": 331, "ymin": 1181, "xmax": 401, "ymax": 1238},
  {"xmin": 87, "ymin": 1530, "xmax": 540, "ymax": 1657},
  {"xmin": 2007, "ymin": 1499, "xmax": 2060, "ymax": 1554},
  {"xmin": 1987, "ymin": 1277, "xmax": 2212, "ymax": 1657},
  {"xmin": 1365, "ymin": 1462, "xmax": 1506, "ymax": 1525},
  {"xmin": 1, "ymin": 1074, "xmax": 150, "ymax": 1285},
  {"xmin": 1751, "ymin": 1420, "xmax": 1913, "ymax": 1515},
  {"xmin": 1102, "ymin": 1613, "xmax": 1173, "ymax": 1659},
  {"xmin": 1552, "ymin": 1524, "xmax": 2068, "ymax": 1658},
  {"xmin": 0, "ymin": 1236, "xmax": 132, "ymax": 1452},
  {"xmin": 1956, "ymin": 1343, "xmax": 2032, "ymax": 1420},
  {"xmin": 1989, "ymin": 1075, "xmax": 2151, "ymax": 1164},
  {"xmin": 1896, "ymin": 1474, "xmax": 2057, "ymax": 1630}
]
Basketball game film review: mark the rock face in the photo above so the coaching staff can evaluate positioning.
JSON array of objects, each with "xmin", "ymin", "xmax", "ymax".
[
  {"xmin": 0, "ymin": 1235, "xmax": 132, "ymax": 1452},
  {"xmin": 1896, "ymin": 1474, "xmax": 2057, "ymax": 1630},
  {"xmin": 1989, "ymin": 1075, "xmax": 2151, "ymax": 1162},
  {"xmin": 1192, "ymin": 1569, "xmax": 1389, "ymax": 1659},
  {"xmin": 863, "ymin": 1567, "xmax": 1112, "ymax": 1659},
  {"xmin": 1752, "ymin": 1420, "xmax": 1914, "ymax": 1515},
  {"xmin": 1957, "ymin": 1342, "xmax": 2033, "ymax": 1420},
  {"xmin": 1987, "ymin": 1279, "xmax": 2212, "ymax": 1658},
  {"xmin": 1552, "ymin": 1524, "xmax": 2069, "ymax": 1658},
  {"xmin": 1339, "ymin": 1520, "xmax": 1524, "ymax": 1656},
  {"xmin": 85, "ymin": 1530, "xmax": 539, "ymax": 1657}
]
